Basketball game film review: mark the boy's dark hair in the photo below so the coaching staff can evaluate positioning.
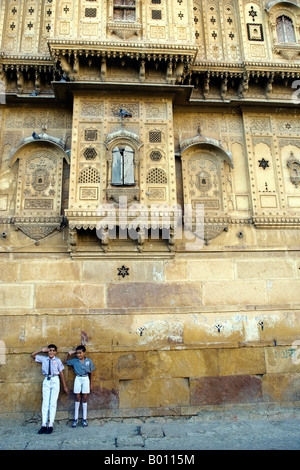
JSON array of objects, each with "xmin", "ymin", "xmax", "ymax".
[
  {"xmin": 76, "ymin": 345, "xmax": 86, "ymax": 352},
  {"xmin": 48, "ymin": 344, "xmax": 57, "ymax": 351}
]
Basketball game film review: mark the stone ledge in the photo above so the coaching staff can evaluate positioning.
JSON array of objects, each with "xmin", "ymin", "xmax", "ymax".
[{"xmin": 1, "ymin": 401, "xmax": 300, "ymax": 425}]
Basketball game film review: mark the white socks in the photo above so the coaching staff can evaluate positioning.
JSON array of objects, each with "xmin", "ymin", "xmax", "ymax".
[
  {"xmin": 74, "ymin": 401, "xmax": 87, "ymax": 420},
  {"xmin": 74, "ymin": 401, "xmax": 80, "ymax": 420},
  {"xmin": 82, "ymin": 402, "xmax": 87, "ymax": 420}
]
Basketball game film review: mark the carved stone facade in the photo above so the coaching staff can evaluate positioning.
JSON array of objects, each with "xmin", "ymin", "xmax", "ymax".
[{"xmin": 0, "ymin": 1, "xmax": 300, "ymax": 420}]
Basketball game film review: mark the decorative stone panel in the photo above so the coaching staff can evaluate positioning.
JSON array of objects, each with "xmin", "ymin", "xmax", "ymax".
[{"xmin": 10, "ymin": 137, "xmax": 70, "ymax": 239}]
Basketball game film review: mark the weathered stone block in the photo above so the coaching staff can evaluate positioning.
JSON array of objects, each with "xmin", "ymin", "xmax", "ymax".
[
  {"xmin": 21, "ymin": 260, "xmax": 81, "ymax": 283},
  {"xmin": 147, "ymin": 350, "xmax": 219, "ymax": 379},
  {"xmin": 203, "ymin": 281, "xmax": 267, "ymax": 306},
  {"xmin": 89, "ymin": 353, "xmax": 113, "ymax": 381},
  {"xmin": 267, "ymin": 280, "xmax": 300, "ymax": 305},
  {"xmin": 190, "ymin": 375, "xmax": 263, "ymax": 405},
  {"xmin": 112, "ymin": 352, "xmax": 148, "ymax": 380},
  {"xmin": 0, "ymin": 383, "xmax": 41, "ymax": 413},
  {"xmin": 107, "ymin": 282, "xmax": 202, "ymax": 308},
  {"xmin": 189, "ymin": 259, "xmax": 234, "ymax": 281},
  {"xmin": 164, "ymin": 260, "xmax": 188, "ymax": 281},
  {"xmin": 236, "ymin": 258, "xmax": 295, "ymax": 280},
  {"xmin": 0, "ymin": 262, "xmax": 20, "ymax": 283},
  {"xmin": 265, "ymin": 346, "xmax": 300, "ymax": 374},
  {"xmin": 262, "ymin": 373, "xmax": 300, "ymax": 402},
  {"xmin": 183, "ymin": 312, "xmax": 246, "ymax": 345},
  {"xmin": 130, "ymin": 314, "xmax": 184, "ymax": 347},
  {"xmin": 88, "ymin": 381, "xmax": 119, "ymax": 410},
  {"xmin": 0, "ymin": 354, "xmax": 41, "ymax": 383},
  {"xmin": 119, "ymin": 378, "xmax": 190, "ymax": 409},
  {"xmin": 35, "ymin": 284, "xmax": 105, "ymax": 309},
  {"xmin": 0, "ymin": 285, "xmax": 33, "ymax": 308},
  {"xmin": 112, "ymin": 349, "xmax": 218, "ymax": 380},
  {"xmin": 218, "ymin": 347, "xmax": 266, "ymax": 376},
  {"xmin": 254, "ymin": 311, "xmax": 300, "ymax": 343}
]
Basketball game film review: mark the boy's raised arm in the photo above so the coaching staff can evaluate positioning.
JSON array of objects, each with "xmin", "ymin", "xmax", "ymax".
[
  {"xmin": 31, "ymin": 347, "xmax": 49, "ymax": 358},
  {"xmin": 64, "ymin": 350, "xmax": 76, "ymax": 363}
]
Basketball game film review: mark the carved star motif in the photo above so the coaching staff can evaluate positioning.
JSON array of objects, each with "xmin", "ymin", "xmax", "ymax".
[
  {"xmin": 118, "ymin": 266, "xmax": 129, "ymax": 278},
  {"xmin": 258, "ymin": 158, "xmax": 269, "ymax": 170}
]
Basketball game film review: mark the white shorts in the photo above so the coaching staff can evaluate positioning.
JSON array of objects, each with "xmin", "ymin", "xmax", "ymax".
[{"xmin": 74, "ymin": 375, "xmax": 90, "ymax": 394}]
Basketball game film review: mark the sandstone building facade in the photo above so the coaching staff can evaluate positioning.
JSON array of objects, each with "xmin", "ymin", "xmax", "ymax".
[{"xmin": 0, "ymin": 0, "xmax": 300, "ymax": 419}]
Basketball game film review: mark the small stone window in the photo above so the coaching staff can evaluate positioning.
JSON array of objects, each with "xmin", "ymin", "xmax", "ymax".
[
  {"xmin": 85, "ymin": 7, "xmax": 97, "ymax": 17},
  {"xmin": 152, "ymin": 10, "xmax": 162, "ymax": 20},
  {"xmin": 78, "ymin": 167, "xmax": 100, "ymax": 184},
  {"xmin": 146, "ymin": 168, "xmax": 167, "ymax": 184},
  {"xmin": 149, "ymin": 131, "xmax": 162, "ymax": 143}
]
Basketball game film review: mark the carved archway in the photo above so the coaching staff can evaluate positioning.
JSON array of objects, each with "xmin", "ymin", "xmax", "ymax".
[
  {"xmin": 9, "ymin": 135, "xmax": 70, "ymax": 240},
  {"xmin": 180, "ymin": 137, "xmax": 233, "ymax": 243}
]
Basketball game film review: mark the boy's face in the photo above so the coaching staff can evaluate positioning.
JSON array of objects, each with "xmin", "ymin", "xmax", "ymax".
[
  {"xmin": 48, "ymin": 347, "xmax": 57, "ymax": 359},
  {"xmin": 76, "ymin": 349, "xmax": 85, "ymax": 360}
]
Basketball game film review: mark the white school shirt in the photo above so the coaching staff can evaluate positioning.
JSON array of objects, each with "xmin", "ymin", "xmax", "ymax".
[{"xmin": 35, "ymin": 355, "xmax": 64, "ymax": 376}]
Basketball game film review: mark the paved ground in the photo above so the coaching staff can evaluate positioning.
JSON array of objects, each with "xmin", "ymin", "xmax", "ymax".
[{"xmin": 1, "ymin": 410, "xmax": 300, "ymax": 452}]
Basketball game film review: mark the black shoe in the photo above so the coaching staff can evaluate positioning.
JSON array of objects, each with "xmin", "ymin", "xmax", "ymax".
[
  {"xmin": 38, "ymin": 426, "xmax": 47, "ymax": 434},
  {"xmin": 46, "ymin": 427, "xmax": 53, "ymax": 434}
]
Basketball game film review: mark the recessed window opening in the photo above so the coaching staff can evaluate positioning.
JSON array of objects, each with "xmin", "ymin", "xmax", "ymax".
[
  {"xmin": 113, "ymin": 0, "xmax": 136, "ymax": 22},
  {"xmin": 276, "ymin": 15, "xmax": 296, "ymax": 43},
  {"xmin": 111, "ymin": 145, "xmax": 135, "ymax": 186}
]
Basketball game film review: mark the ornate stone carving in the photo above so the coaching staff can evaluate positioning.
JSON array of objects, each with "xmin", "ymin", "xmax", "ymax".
[
  {"xmin": 13, "ymin": 216, "xmax": 63, "ymax": 240},
  {"xmin": 273, "ymin": 44, "xmax": 300, "ymax": 60},
  {"xmin": 287, "ymin": 152, "xmax": 300, "ymax": 187},
  {"xmin": 9, "ymin": 134, "xmax": 70, "ymax": 240},
  {"xmin": 189, "ymin": 217, "xmax": 229, "ymax": 244},
  {"xmin": 106, "ymin": 187, "xmax": 140, "ymax": 205}
]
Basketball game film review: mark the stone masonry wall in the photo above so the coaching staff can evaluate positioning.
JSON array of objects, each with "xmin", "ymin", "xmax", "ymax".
[{"xmin": 0, "ymin": 249, "xmax": 300, "ymax": 419}]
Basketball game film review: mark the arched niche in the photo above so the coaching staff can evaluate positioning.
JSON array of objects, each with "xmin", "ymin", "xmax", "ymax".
[
  {"xmin": 266, "ymin": 1, "xmax": 300, "ymax": 13},
  {"xmin": 179, "ymin": 137, "xmax": 233, "ymax": 243},
  {"xmin": 266, "ymin": 0, "xmax": 300, "ymax": 59},
  {"xmin": 9, "ymin": 137, "xmax": 70, "ymax": 240}
]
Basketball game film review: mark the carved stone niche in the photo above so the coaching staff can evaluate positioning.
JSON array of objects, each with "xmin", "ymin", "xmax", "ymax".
[
  {"xmin": 287, "ymin": 152, "xmax": 300, "ymax": 187},
  {"xmin": 105, "ymin": 128, "xmax": 142, "ymax": 206},
  {"xmin": 10, "ymin": 134, "xmax": 70, "ymax": 240},
  {"xmin": 180, "ymin": 136, "xmax": 234, "ymax": 244}
]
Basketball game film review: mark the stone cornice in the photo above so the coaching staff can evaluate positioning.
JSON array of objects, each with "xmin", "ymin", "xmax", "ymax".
[
  {"xmin": 48, "ymin": 40, "xmax": 198, "ymax": 63},
  {"xmin": 192, "ymin": 60, "xmax": 300, "ymax": 76},
  {"xmin": 0, "ymin": 52, "xmax": 53, "ymax": 66}
]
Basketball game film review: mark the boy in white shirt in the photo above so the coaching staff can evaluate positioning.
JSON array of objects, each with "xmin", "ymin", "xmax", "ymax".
[{"xmin": 31, "ymin": 344, "xmax": 69, "ymax": 434}]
